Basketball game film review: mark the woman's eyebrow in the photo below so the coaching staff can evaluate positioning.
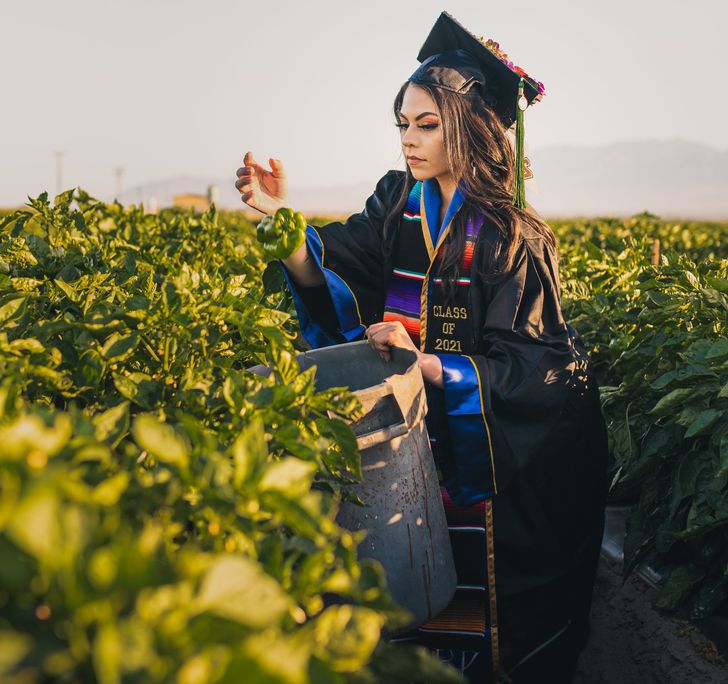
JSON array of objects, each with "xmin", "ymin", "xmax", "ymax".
[{"xmin": 398, "ymin": 111, "xmax": 439, "ymax": 121}]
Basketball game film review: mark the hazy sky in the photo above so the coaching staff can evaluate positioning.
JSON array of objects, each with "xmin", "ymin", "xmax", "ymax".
[{"xmin": 1, "ymin": 0, "xmax": 726, "ymax": 206}]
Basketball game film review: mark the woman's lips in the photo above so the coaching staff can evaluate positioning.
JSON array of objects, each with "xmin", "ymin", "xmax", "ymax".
[{"xmin": 407, "ymin": 157, "xmax": 425, "ymax": 165}]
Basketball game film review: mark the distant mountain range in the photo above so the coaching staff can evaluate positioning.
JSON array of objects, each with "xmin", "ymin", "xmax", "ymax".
[
  {"xmin": 527, "ymin": 140, "xmax": 728, "ymax": 219},
  {"xmin": 116, "ymin": 140, "xmax": 728, "ymax": 219}
]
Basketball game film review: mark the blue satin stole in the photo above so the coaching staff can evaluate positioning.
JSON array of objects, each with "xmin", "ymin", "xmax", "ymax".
[{"xmin": 422, "ymin": 178, "xmax": 466, "ymax": 246}]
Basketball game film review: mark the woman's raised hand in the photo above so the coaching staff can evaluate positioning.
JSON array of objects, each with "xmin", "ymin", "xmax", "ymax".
[{"xmin": 235, "ymin": 151, "xmax": 289, "ymax": 215}]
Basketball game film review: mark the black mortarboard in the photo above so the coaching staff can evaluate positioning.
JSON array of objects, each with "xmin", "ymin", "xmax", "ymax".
[{"xmin": 409, "ymin": 12, "xmax": 545, "ymax": 208}]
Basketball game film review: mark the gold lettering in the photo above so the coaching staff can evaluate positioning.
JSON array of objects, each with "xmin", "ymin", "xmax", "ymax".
[
  {"xmin": 433, "ymin": 338, "xmax": 462, "ymax": 352},
  {"xmin": 432, "ymin": 305, "xmax": 468, "ymax": 321},
  {"xmin": 442, "ymin": 322, "xmax": 455, "ymax": 335}
]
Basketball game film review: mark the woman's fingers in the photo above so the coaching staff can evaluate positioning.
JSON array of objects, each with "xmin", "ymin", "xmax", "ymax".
[
  {"xmin": 236, "ymin": 152, "xmax": 289, "ymax": 214},
  {"xmin": 269, "ymin": 158, "xmax": 286, "ymax": 178},
  {"xmin": 245, "ymin": 151, "xmax": 270, "ymax": 177},
  {"xmin": 240, "ymin": 152, "xmax": 265, "ymax": 180},
  {"xmin": 235, "ymin": 177, "xmax": 254, "ymax": 191},
  {"xmin": 235, "ymin": 152, "xmax": 260, "ymax": 197},
  {"xmin": 365, "ymin": 328, "xmax": 394, "ymax": 360},
  {"xmin": 367, "ymin": 337, "xmax": 391, "ymax": 361}
]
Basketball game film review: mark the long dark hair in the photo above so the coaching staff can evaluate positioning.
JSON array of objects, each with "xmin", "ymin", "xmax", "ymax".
[{"xmin": 383, "ymin": 81, "xmax": 558, "ymax": 304}]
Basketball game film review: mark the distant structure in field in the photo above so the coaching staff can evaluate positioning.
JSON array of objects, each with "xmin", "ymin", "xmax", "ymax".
[
  {"xmin": 173, "ymin": 193, "xmax": 209, "ymax": 212},
  {"xmin": 171, "ymin": 185, "xmax": 219, "ymax": 212}
]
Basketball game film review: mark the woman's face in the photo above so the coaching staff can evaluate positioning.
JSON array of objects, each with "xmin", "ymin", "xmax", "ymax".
[{"xmin": 397, "ymin": 85, "xmax": 450, "ymax": 183}]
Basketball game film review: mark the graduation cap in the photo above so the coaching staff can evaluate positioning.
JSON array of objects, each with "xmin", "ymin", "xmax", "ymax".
[{"xmin": 409, "ymin": 12, "xmax": 545, "ymax": 209}]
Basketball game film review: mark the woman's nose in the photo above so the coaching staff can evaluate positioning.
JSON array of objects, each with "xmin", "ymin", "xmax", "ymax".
[{"xmin": 401, "ymin": 126, "xmax": 418, "ymax": 147}]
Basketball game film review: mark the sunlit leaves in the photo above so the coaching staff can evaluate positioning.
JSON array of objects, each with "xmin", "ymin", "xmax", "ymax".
[
  {"xmin": 0, "ymin": 191, "xmax": 455, "ymax": 683},
  {"xmin": 193, "ymin": 556, "xmax": 292, "ymax": 628},
  {"xmin": 132, "ymin": 414, "xmax": 190, "ymax": 469},
  {"xmin": 557, "ymin": 214, "xmax": 727, "ymax": 616}
]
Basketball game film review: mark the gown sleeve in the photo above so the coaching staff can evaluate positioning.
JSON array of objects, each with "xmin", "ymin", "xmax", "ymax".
[
  {"xmin": 278, "ymin": 169, "xmax": 406, "ymax": 348},
  {"xmin": 433, "ymin": 229, "xmax": 607, "ymax": 507}
]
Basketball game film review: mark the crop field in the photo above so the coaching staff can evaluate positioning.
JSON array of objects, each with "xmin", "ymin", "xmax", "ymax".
[{"xmin": 0, "ymin": 190, "xmax": 726, "ymax": 683}]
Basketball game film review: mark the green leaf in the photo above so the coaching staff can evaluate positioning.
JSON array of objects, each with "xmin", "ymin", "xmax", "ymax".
[
  {"xmin": 132, "ymin": 415, "xmax": 190, "ymax": 469},
  {"xmin": 7, "ymin": 485, "xmax": 62, "ymax": 565},
  {"xmin": 650, "ymin": 387, "xmax": 693, "ymax": 415},
  {"xmin": 101, "ymin": 331, "xmax": 140, "ymax": 362},
  {"xmin": 270, "ymin": 348, "xmax": 300, "ymax": 385},
  {"xmin": 312, "ymin": 606, "xmax": 384, "ymax": 673},
  {"xmin": 717, "ymin": 434, "xmax": 728, "ymax": 477},
  {"xmin": 113, "ymin": 372, "xmax": 160, "ymax": 410},
  {"xmin": 691, "ymin": 573, "xmax": 728, "ymax": 619},
  {"xmin": 0, "ymin": 413, "xmax": 72, "ymax": 460},
  {"xmin": 684, "ymin": 409, "xmax": 721, "ymax": 439},
  {"xmin": 650, "ymin": 364, "xmax": 715, "ymax": 390},
  {"xmin": 6, "ymin": 337, "xmax": 45, "ymax": 355},
  {"xmin": 259, "ymin": 458, "xmax": 316, "ymax": 498},
  {"xmin": 53, "ymin": 278, "xmax": 79, "ymax": 302},
  {"xmin": 53, "ymin": 188, "xmax": 76, "ymax": 207},
  {"xmin": 192, "ymin": 556, "xmax": 292, "ymax": 628},
  {"xmin": 262, "ymin": 261, "xmax": 285, "ymax": 294},
  {"xmin": 260, "ymin": 491, "xmax": 321, "ymax": 539},
  {"xmin": 655, "ymin": 564, "xmax": 703, "ymax": 612},
  {"xmin": 0, "ymin": 297, "xmax": 27, "ymax": 324},
  {"xmin": 27, "ymin": 365, "xmax": 73, "ymax": 392},
  {"xmin": 230, "ymin": 416, "xmax": 267, "ymax": 487},
  {"xmin": 77, "ymin": 348, "xmax": 106, "ymax": 388},
  {"xmin": 92, "ymin": 622, "xmax": 121, "ymax": 684},
  {"xmin": 93, "ymin": 402, "xmax": 130, "ymax": 448},
  {"xmin": 706, "ymin": 339, "xmax": 728, "ymax": 361},
  {"xmin": 0, "ymin": 631, "xmax": 32, "ymax": 676},
  {"xmin": 223, "ymin": 632, "xmax": 311, "ymax": 684},
  {"xmin": 92, "ymin": 472, "xmax": 130, "ymax": 506}
]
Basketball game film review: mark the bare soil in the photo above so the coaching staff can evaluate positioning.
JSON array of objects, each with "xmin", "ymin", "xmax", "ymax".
[{"xmin": 573, "ymin": 557, "xmax": 727, "ymax": 683}]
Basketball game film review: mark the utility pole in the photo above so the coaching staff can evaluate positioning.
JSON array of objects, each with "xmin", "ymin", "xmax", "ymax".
[
  {"xmin": 115, "ymin": 166, "xmax": 124, "ymax": 200},
  {"xmin": 54, "ymin": 151, "xmax": 65, "ymax": 195}
]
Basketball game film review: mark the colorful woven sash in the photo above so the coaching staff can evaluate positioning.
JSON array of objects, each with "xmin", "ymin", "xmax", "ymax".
[{"xmin": 382, "ymin": 180, "xmax": 481, "ymax": 352}]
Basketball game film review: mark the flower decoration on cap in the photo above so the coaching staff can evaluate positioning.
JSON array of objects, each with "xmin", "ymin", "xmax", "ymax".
[
  {"xmin": 482, "ymin": 38, "xmax": 546, "ymax": 99},
  {"xmin": 414, "ymin": 12, "xmax": 545, "ymax": 209}
]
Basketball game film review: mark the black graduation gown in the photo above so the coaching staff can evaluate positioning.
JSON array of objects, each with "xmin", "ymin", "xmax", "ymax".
[{"xmin": 278, "ymin": 170, "xmax": 608, "ymax": 682}]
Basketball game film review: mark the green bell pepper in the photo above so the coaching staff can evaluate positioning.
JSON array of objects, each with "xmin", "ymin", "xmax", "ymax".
[{"xmin": 256, "ymin": 207, "xmax": 307, "ymax": 260}]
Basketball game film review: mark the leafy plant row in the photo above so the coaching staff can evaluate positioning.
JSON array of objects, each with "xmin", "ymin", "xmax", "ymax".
[
  {"xmin": 0, "ymin": 190, "xmax": 460, "ymax": 684},
  {"xmin": 557, "ymin": 215, "xmax": 728, "ymax": 618}
]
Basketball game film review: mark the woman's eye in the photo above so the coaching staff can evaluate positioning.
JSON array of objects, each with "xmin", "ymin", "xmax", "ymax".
[{"xmin": 395, "ymin": 123, "xmax": 438, "ymax": 130}]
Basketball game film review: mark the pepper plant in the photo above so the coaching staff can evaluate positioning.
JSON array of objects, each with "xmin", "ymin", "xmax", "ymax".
[
  {"xmin": 557, "ymin": 216, "xmax": 728, "ymax": 618},
  {"xmin": 0, "ymin": 190, "xmax": 462, "ymax": 684}
]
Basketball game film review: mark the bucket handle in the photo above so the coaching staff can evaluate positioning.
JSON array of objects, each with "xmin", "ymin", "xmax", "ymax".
[
  {"xmin": 327, "ymin": 379, "xmax": 412, "ymax": 451},
  {"xmin": 355, "ymin": 380, "xmax": 409, "ymax": 451}
]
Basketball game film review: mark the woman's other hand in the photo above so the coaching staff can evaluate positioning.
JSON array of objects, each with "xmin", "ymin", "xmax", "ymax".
[
  {"xmin": 365, "ymin": 321, "xmax": 443, "ymax": 387},
  {"xmin": 364, "ymin": 321, "xmax": 418, "ymax": 362},
  {"xmin": 235, "ymin": 151, "xmax": 288, "ymax": 215}
]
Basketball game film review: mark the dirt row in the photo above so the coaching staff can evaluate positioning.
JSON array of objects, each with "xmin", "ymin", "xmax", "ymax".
[{"xmin": 573, "ymin": 557, "xmax": 727, "ymax": 683}]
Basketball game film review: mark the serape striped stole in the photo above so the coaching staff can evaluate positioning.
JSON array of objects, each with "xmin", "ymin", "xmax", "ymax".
[
  {"xmin": 384, "ymin": 181, "xmax": 500, "ymax": 673},
  {"xmin": 382, "ymin": 180, "xmax": 480, "ymax": 354}
]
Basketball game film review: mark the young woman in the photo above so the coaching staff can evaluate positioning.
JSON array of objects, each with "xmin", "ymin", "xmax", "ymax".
[{"xmin": 235, "ymin": 13, "xmax": 608, "ymax": 683}]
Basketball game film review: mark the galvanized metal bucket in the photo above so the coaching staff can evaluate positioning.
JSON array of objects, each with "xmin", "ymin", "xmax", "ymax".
[{"xmin": 247, "ymin": 340, "xmax": 456, "ymax": 630}]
